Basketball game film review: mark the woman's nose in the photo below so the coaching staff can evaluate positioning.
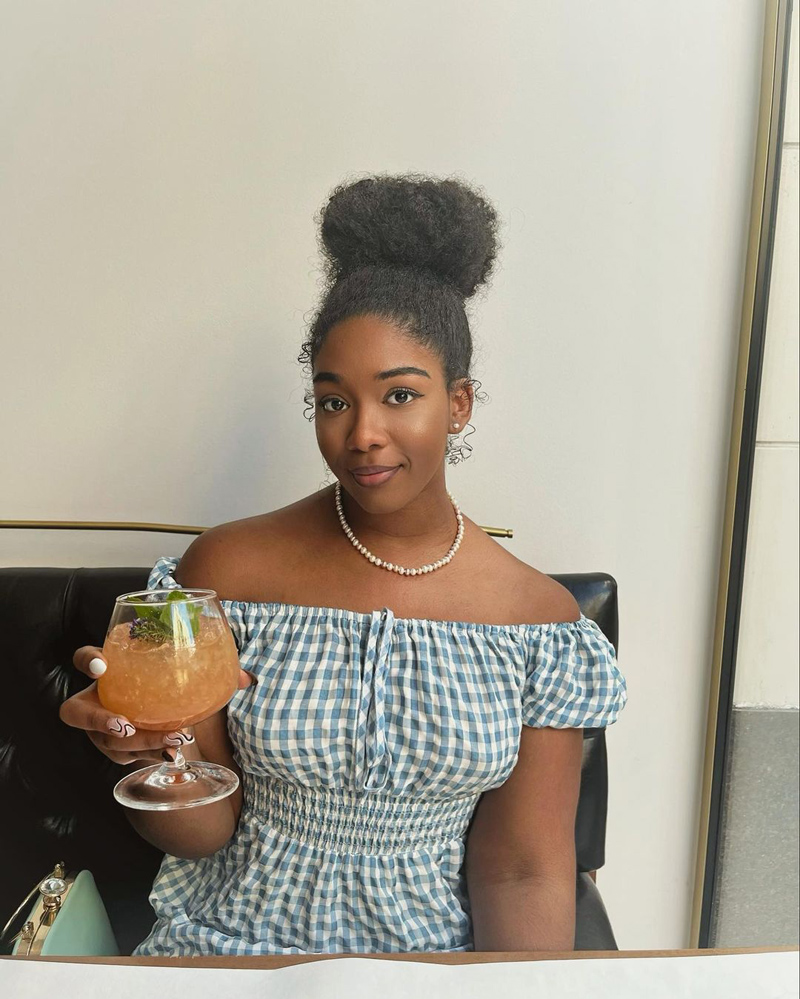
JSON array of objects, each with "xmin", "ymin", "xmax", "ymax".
[{"xmin": 346, "ymin": 407, "xmax": 388, "ymax": 451}]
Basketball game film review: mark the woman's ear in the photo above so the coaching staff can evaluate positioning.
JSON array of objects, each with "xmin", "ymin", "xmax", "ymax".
[{"xmin": 451, "ymin": 379, "xmax": 474, "ymax": 427}]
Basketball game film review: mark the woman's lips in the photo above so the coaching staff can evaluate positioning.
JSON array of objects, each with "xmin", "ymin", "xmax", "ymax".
[{"xmin": 350, "ymin": 466, "xmax": 401, "ymax": 487}]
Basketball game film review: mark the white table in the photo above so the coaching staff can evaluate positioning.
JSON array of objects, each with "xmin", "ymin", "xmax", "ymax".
[{"xmin": 2, "ymin": 947, "xmax": 798, "ymax": 999}]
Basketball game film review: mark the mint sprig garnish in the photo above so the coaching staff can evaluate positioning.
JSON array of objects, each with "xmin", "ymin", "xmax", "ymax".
[{"xmin": 129, "ymin": 590, "xmax": 201, "ymax": 643}]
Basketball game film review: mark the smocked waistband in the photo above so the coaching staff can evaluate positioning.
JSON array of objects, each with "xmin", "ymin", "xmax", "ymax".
[{"xmin": 242, "ymin": 779, "xmax": 479, "ymax": 855}]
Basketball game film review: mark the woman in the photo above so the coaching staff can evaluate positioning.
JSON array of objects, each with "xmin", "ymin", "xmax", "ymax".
[{"xmin": 59, "ymin": 174, "xmax": 627, "ymax": 955}]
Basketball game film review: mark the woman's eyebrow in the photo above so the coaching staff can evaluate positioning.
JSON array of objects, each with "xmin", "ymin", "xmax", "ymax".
[
  {"xmin": 376, "ymin": 366, "xmax": 431, "ymax": 381},
  {"xmin": 312, "ymin": 366, "xmax": 431, "ymax": 385}
]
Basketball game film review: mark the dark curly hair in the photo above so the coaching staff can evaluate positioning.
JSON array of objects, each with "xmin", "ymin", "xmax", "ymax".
[{"xmin": 298, "ymin": 173, "xmax": 500, "ymax": 459}]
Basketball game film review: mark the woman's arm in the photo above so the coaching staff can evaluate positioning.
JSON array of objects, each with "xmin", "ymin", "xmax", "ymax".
[
  {"xmin": 124, "ymin": 529, "xmax": 250, "ymax": 857},
  {"xmin": 60, "ymin": 651, "xmax": 250, "ymax": 860},
  {"xmin": 60, "ymin": 529, "xmax": 255, "ymax": 860},
  {"xmin": 465, "ymin": 726, "xmax": 584, "ymax": 951},
  {"xmin": 123, "ymin": 707, "xmax": 244, "ymax": 859},
  {"xmin": 465, "ymin": 871, "xmax": 576, "ymax": 952}
]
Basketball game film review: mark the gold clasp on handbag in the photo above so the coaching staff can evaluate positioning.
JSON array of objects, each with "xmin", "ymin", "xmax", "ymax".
[
  {"xmin": 38, "ymin": 874, "xmax": 68, "ymax": 926},
  {"xmin": 2, "ymin": 862, "xmax": 71, "ymax": 956}
]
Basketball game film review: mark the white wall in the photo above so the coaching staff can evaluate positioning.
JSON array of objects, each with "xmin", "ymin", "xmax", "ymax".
[
  {"xmin": 0, "ymin": 1, "xmax": 776, "ymax": 948},
  {"xmin": 733, "ymin": 7, "xmax": 799, "ymax": 710}
]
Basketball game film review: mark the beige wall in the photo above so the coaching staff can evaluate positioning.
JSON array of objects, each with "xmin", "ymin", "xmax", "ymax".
[
  {"xmin": 0, "ymin": 1, "xmax": 782, "ymax": 948},
  {"xmin": 733, "ymin": 8, "xmax": 799, "ymax": 710}
]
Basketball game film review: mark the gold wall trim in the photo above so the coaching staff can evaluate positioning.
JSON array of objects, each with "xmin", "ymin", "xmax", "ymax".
[{"xmin": 0, "ymin": 519, "xmax": 514, "ymax": 539}]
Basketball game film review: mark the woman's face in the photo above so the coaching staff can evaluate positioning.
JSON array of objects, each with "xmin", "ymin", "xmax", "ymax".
[{"xmin": 312, "ymin": 314, "xmax": 471, "ymax": 509}]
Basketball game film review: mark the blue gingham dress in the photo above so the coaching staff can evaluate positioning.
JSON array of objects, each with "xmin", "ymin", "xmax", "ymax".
[{"xmin": 133, "ymin": 555, "xmax": 627, "ymax": 955}]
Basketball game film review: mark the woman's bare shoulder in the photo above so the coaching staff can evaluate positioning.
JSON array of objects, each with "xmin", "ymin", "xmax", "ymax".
[
  {"xmin": 469, "ymin": 527, "xmax": 582, "ymax": 625},
  {"xmin": 175, "ymin": 489, "xmax": 327, "ymax": 600}
]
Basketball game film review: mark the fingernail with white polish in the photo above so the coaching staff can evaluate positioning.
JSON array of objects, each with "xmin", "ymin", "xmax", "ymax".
[
  {"xmin": 164, "ymin": 731, "xmax": 195, "ymax": 746},
  {"xmin": 88, "ymin": 658, "xmax": 107, "ymax": 677},
  {"xmin": 107, "ymin": 717, "xmax": 136, "ymax": 738}
]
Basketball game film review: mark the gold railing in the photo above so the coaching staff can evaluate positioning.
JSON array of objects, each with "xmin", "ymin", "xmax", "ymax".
[{"xmin": 0, "ymin": 519, "xmax": 513, "ymax": 539}]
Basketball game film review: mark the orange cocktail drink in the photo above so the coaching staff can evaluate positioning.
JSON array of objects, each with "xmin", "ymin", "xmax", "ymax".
[
  {"xmin": 98, "ymin": 588, "xmax": 243, "ymax": 810},
  {"xmin": 99, "ymin": 617, "xmax": 240, "ymax": 730}
]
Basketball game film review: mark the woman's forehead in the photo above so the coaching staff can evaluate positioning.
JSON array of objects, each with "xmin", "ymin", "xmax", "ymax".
[{"xmin": 314, "ymin": 316, "xmax": 441, "ymax": 375}]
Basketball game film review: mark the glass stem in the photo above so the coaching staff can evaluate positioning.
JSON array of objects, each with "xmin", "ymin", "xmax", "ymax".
[{"xmin": 161, "ymin": 748, "xmax": 189, "ymax": 771}]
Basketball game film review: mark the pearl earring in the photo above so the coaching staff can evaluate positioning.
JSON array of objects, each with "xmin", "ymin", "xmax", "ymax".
[{"xmin": 452, "ymin": 423, "xmax": 460, "ymax": 430}]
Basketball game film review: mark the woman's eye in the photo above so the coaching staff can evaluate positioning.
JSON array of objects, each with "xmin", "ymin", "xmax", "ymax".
[
  {"xmin": 319, "ymin": 398, "xmax": 346, "ymax": 413},
  {"xmin": 386, "ymin": 388, "xmax": 420, "ymax": 405}
]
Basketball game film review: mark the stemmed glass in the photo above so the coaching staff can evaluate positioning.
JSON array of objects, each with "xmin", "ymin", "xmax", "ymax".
[{"xmin": 97, "ymin": 589, "xmax": 241, "ymax": 811}]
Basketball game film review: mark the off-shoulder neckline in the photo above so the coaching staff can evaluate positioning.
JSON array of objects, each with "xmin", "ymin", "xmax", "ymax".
[
  {"xmin": 151, "ymin": 556, "xmax": 597, "ymax": 635},
  {"xmin": 218, "ymin": 597, "xmax": 594, "ymax": 635}
]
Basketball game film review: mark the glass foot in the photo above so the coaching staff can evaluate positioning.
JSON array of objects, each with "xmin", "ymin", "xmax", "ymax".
[{"xmin": 113, "ymin": 756, "xmax": 239, "ymax": 811}]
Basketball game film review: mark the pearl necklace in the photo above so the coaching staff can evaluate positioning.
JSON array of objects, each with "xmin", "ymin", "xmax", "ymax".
[{"xmin": 334, "ymin": 480, "xmax": 464, "ymax": 575}]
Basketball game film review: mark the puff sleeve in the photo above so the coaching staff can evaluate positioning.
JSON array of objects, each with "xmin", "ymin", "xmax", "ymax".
[
  {"xmin": 146, "ymin": 555, "xmax": 247, "ymax": 654},
  {"xmin": 522, "ymin": 613, "xmax": 628, "ymax": 728}
]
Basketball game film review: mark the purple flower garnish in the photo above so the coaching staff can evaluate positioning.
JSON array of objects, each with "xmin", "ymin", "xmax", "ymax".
[{"xmin": 130, "ymin": 616, "xmax": 171, "ymax": 642}]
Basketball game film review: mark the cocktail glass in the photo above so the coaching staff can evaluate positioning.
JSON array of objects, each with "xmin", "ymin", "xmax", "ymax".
[{"xmin": 97, "ymin": 588, "xmax": 241, "ymax": 811}]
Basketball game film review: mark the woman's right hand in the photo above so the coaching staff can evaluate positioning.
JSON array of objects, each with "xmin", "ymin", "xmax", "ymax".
[{"xmin": 58, "ymin": 646, "xmax": 255, "ymax": 767}]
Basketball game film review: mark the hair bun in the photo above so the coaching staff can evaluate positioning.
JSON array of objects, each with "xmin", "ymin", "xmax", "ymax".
[{"xmin": 317, "ymin": 174, "xmax": 499, "ymax": 298}]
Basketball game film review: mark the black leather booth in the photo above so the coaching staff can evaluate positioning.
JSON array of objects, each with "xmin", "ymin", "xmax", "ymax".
[{"xmin": 0, "ymin": 566, "xmax": 620, "ymax": 954}]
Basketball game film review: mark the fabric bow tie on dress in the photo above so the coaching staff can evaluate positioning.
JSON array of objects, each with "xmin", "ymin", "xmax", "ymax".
[{"xmin": 356, "ymin": 607, "xmax": 396, "ymax": 793}]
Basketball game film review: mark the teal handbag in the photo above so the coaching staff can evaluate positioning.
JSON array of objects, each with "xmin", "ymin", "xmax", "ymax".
[{"xmin": 2, "ymin": 863, "xmax": 119, "ymax": 957}]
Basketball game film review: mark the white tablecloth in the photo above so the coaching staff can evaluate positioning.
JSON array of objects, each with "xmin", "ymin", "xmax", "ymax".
[{"xmin": 1, "ymin": 952, "xmax": 798, "ymax": 999}]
